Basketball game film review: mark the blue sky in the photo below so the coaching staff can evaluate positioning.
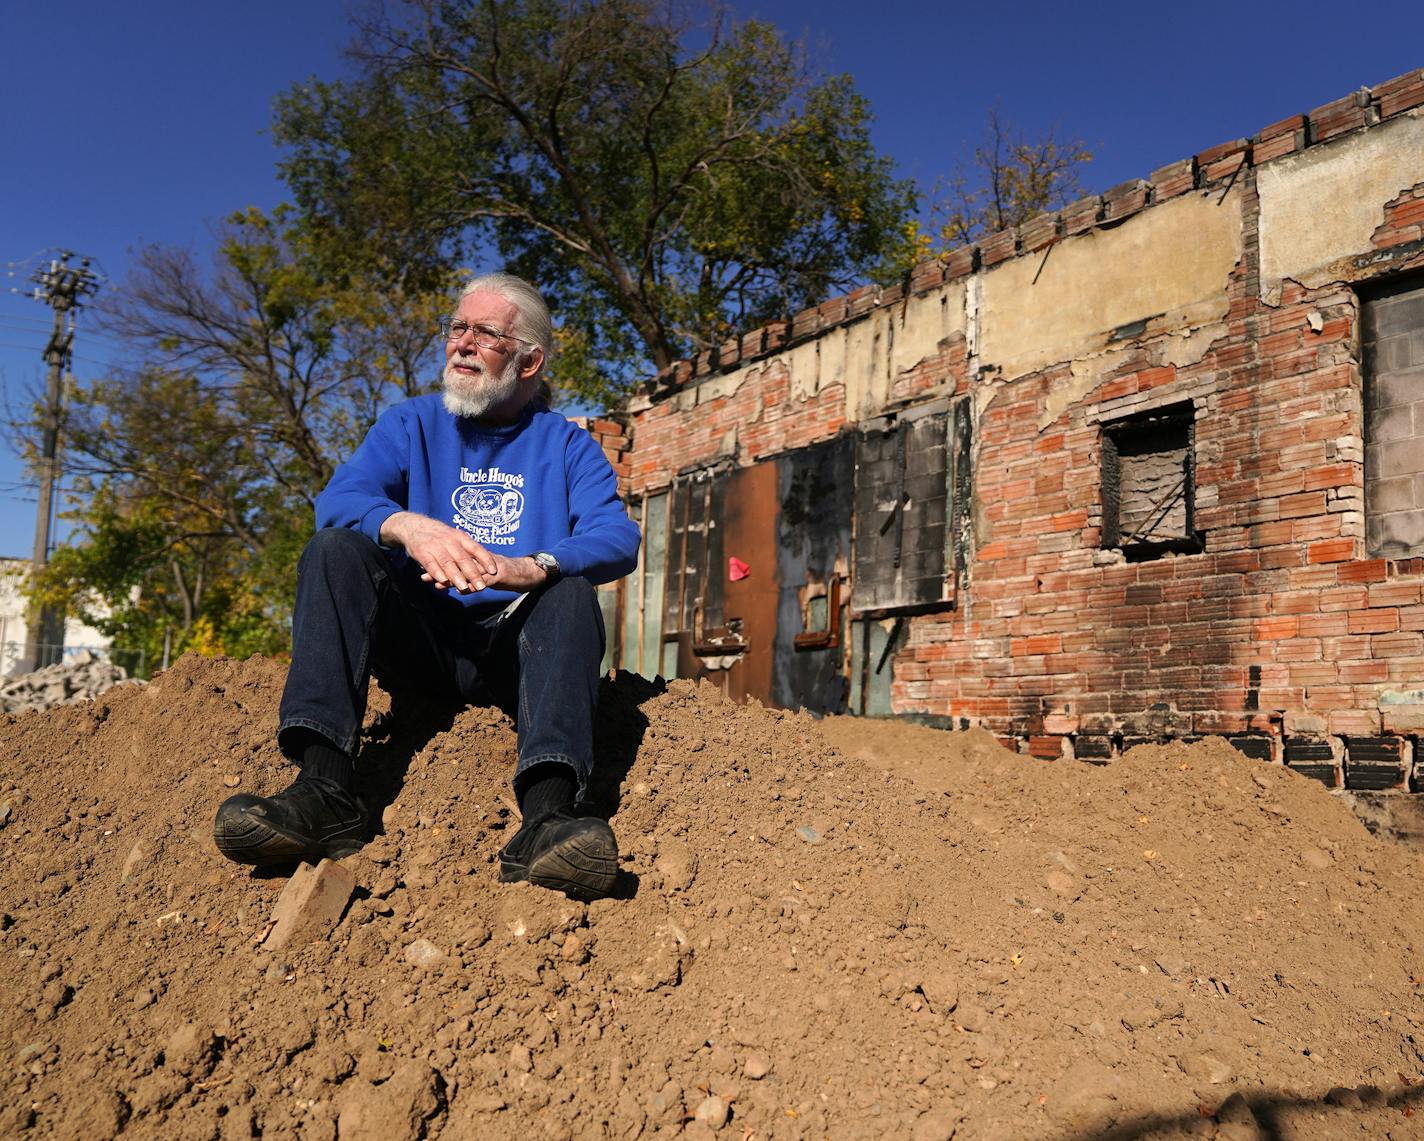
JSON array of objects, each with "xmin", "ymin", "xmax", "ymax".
[{"xmin": 1, "ymin": 0, "xmax": 1420, "ymax": 558}]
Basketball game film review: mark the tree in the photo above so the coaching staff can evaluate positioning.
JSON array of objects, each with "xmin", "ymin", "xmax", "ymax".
[
  {"xmin": 918, "ymin": 109, "xmax": 1093, "ymax": 255},
  {"xmin": 29, "ymin": 209, "xmax": 450, "ymax": 672},
  {"xmin": 273, "ymin": 0, "xmax": 916, "ymax": 404}
]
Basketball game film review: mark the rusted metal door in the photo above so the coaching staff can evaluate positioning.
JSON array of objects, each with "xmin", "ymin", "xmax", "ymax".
[{"xmin": 772, "ymin": 437, "xmax": 853, "ymax": 714}]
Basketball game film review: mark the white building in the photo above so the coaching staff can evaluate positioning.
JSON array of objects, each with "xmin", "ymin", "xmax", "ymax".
[{"xmin": 0, "ymin": 556, "xmax": 112, "ymax": 678}]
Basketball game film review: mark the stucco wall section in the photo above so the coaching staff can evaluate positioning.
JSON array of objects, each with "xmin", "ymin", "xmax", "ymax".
[
  {"xmin": 890, "ymin": 283, "xmax": 964, "ymax": 380},
  {"xmin": 979, "ymin": 188, "xmax": 1243, "ymax": 381},
  {"xmin": 786, "ymin": 338, "xmax": 821, "ymax": 402},
  {"xmin": 1259, "ymin": 112, "xmax": 1424, "ymax": 302},
  {"xmin": 842, "ymin": 308, "xmax": 888, "ymax": 422},
  {"xmin": 836, "ymin": 281, "xmax": 966, "ymax": 422}
]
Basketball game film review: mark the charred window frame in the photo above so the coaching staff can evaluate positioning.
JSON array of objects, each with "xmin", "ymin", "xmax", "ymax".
[
  {"xmin": 1101, "ymin": 402, "xmax": 1202, "ymax": 561},
  {"xmin": 851, "ymin": 402, "xmax": 966, "ymax": 614},
  {"xmin": 1361, "ymin": 273, "xmax": 1424, "ymax": 559}
]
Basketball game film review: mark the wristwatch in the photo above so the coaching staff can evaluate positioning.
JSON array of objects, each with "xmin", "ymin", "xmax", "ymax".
[{"xmin": 532, "ymin": 551, "xmax": 562, "ymax": 583}]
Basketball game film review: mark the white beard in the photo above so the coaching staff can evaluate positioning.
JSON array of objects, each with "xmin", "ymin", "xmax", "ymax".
[{"xmin": 441, "ymin": 351, "xmax": 526, "ymax": 419}]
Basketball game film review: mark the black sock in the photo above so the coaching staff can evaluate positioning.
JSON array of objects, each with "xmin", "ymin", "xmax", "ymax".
[
  {"xmin": 286, "ymin": 728, "xmax": 355, "ymax": 790},
  {"xmin": 516, "ymin": 762, "xmax": 577, "ymax": 825}
]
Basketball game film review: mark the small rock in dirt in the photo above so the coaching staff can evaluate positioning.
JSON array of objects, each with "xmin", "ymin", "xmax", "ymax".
[
  {"xmin": 120, "ymin": 840, "xmax": 149, "ymax": 883},
  {"xmin": 920, "ymin": 971, "xmax": 959, "ymax": 1015},
  {"xmin": 743, "ymin": 1052, "xmax": 770, "ymax": 1079},
  {"xmin": 222, "ymin": 774, "xmax": 240, "ymax": 788},
  {"xmin": 336, "ymin": 1061, "xmax": 441, "ymax": 1141},
  {"xmin": 655, "ymin": 839, "xmax": 698, "ymax": 891},
  {"xmin": 1300, "ymin": 846, "xmax": 1333, "ymax": 869},
  {"xmin": 796, "ymin": 825, "xmax": 822, "ymax": 845},
  {"xmin": 497, "ymin": 891, "xmax": 582, "ymax": 942},
  {"xmin": 1044, "ymin": 1059, "xmax": 1124, "ymax": 1129},
  {"xmin": 911, "ymin": 1107, "xmax": 959, "ymax": 1141},
  {"xmin": 404, "ymin": 938, "xmax": 445, "ymax": 968},
  {"xmin": 646, "ymin": 1080, "xmax": 684, "ymax": 1125},
  {"xmin": 265, "ymin": 858, "xmax": 357, "ymax": 951},
  {"xmin": 694, "ymin": 1094, "xmax": 729, "ymax": 1128},
  {"xmin": 163, "ymin": 1022, "xmax": 216, "ymax": 1077},
  {"xmin": 509, "ymin": 1044, "xmax": 533, "ymax": 1073},
  {"xmin": 1181, "ymin": 1048, "xmax": 1234, "ymax": 1085}
]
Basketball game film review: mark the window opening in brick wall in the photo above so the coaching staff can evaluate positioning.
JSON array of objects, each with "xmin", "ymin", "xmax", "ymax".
[
  {"xmin": 851, "ymin": 407, "xmax": 956, "ymax": 613},
  {"xmin": 620, "ymin": 491, "xmax": 668, "ymax": 679},
  {"xmin": 1362, "ymin": 274, "xmax": 1424, "ymax": 559},
  {"xmin": 1101, "ymin": 402, "xmax": 1202, "ymax": 562}
]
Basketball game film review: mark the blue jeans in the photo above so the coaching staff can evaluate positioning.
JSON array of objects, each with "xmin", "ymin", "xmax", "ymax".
[{"xmin": 278, "ymin": 528, "xmax": 605, "ymax": 797}]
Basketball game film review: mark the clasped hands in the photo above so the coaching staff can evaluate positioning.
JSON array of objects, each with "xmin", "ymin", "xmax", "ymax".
[{"xmin": 379, "ymin": 511, "xmax": 549, "ymax": 594}]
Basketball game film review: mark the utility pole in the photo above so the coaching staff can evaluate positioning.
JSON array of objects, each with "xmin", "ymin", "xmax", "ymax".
[{"xmin": 22, "ymin": 252, "xmax": 102, "ymax": 671}]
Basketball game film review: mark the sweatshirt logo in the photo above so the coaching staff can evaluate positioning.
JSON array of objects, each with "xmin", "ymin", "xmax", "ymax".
[{"xmin": 452, "ymin": 481, "xmax": 524, "ymax": 545}]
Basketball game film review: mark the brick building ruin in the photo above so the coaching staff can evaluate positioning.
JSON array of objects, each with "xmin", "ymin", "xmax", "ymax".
[{"xmin": 584, "ymin": 70, "xmax": 1424, "ymax": 792}]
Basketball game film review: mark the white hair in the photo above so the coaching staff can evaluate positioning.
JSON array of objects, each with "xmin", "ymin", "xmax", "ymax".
[{"xmin": 459, "ymin": 272, "xmax": 554, "ymax": 370}]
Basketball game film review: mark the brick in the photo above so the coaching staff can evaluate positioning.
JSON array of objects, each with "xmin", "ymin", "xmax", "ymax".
[
  {"xmin": 1307, "ymin": 539, "xmax": 1355, "ymax": 564},
  {"xmin": 1018, "ymin": 212, "xmax": 1059, "ymax": 253},
  {"xmin": 1027, "ymin": 735, "xmax": 1067, "ymax": 759},
  {"xmin": 1329, "ymin": 709, "xmax": 1381, "ymax": 735},
  {"xmin": 265, "ymin": 859, "xmax": 357, "ymax": 951},
  {"xmin": 1103, "ymin": 179, "xmax": 1151, "ymax": 222},
  {"xmin": 791, "ymin": 306, "xmax": 821, "ymax": 340},
  {"xmin": 1149, "ymin": 158, "xmax": 1196, "ymax": 201},
  {"xmin": 1369, "ymin": 581, "xmax": 1422, "ymax": 608},
  {"xmin": 943, "ymin": 244, "xmax": 976, "ymax": 280},
  {"xmin": 910, "ymin": 259, "xmax": 946, "ymax": 293},
  {"xmin": 1073, "ymin": 735, "xmax": 1114, "ymax": 760},
  {"xmin": 1227, "ymin": 735, "xmax": 1276, "ymax": 762},
  {"xmin": 1258, "ymin": 113, "xmax": 1307, "ymax": 141},
  {"xmin": 1337, "ymin": 559, "xmax": 1387, "ymax": 583},
  {"xmin": 1307, "ymin": 90, "xmax": 1371, "ymax": 143},
  {"xmin": 1061, "ymin": 196, "xmax": 1103, "ymax": 237},
  {"xmin": 1374, "ymin": 69, "xmax": 1424, "ymax": 118},
  {"xmin": 1347, "ymin": 609, "xmax": 1399, "ymax": 635},
  {"xmin": 842, "ymin": 288, "xmax": 875, "ymax": 321},
  {"xmin": 979, "ymin": 228, "xmax": 1018, "ymax": 267},
  {"xmin": 817, "ymin": 295, "xmax": 849, "ymax": 326},
  {"xmin": 1196, "ymin": 137, "xmax": 1250, "ymax": 167}
]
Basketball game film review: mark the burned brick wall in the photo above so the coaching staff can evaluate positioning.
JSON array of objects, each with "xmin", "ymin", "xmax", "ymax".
[{"xmin": 614, "ymin": 70, "xmax": 1424, "ymax": 793}]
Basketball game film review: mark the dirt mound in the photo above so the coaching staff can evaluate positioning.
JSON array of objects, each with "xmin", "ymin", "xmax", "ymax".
[{"xmin": 3, "ymin": 653, "xmax": 1423, "ymax": 1140}]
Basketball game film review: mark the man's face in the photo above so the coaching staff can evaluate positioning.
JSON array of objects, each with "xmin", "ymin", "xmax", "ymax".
[{"xmin": 441, "ymin": 290, "xmax": 543, "ymax": 421}]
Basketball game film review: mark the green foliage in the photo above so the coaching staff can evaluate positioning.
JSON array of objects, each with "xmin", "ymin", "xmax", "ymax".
[
  {"xmin": 915, "ymin": 110, "xmax": 1093, "ymax": 256},
  {"xmin": 32, "ymin": 210, "xmax": 449, "ymax": 672},
  {"xmin": 273, "ymin": 0, "xmax": 915, "ymax": 402}
]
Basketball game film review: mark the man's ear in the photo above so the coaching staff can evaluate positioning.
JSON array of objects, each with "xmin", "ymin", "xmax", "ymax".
[{"xmin": 520, "ymin": 347, "xmax": 545, "ymax": 379}]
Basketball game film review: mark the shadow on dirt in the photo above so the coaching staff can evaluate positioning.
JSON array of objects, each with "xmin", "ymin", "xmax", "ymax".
[{"xmin": 1058, "ymin": 1081, "xmax": 1424, "ymax": 1140}]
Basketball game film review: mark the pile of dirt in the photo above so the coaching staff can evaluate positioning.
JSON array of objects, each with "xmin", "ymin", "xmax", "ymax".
[{"xmin": 2, "ymin": 652, "xmax": 1423, "ymax": 1140}]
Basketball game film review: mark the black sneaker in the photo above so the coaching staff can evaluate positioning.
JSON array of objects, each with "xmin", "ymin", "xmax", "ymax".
[
  {"xmin": 499, "ymin": 809, "xmax": 619, "ymax": 901},
  {"xmin": 213, "ymin": 776, "xmax": 367, "ymax": 866}
]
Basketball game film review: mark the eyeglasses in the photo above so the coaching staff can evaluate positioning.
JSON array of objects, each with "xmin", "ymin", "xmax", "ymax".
[{"xmin": 438, "ymin": 317, "xmax": 533, "ymax": 350}]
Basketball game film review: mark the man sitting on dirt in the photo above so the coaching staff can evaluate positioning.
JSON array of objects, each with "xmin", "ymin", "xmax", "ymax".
[{"xmin": 213, "ymin": 272, "xmax": 641, "ymax": 901}]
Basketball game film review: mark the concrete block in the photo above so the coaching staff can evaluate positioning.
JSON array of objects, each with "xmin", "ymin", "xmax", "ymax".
[{"xmin": 265, "ymin": 858, "xmax": 357, "ymax": 951}]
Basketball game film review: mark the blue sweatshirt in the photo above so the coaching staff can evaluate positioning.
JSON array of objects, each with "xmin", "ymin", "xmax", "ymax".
[{"xmin": 316, "ymin": 395, "xmax": 641, "ymax": 612}]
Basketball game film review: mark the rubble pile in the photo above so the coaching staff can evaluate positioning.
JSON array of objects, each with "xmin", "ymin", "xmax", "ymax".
[{"xmin": 0, "ymin": 650, "xmax": 140, "ymax": 714}]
